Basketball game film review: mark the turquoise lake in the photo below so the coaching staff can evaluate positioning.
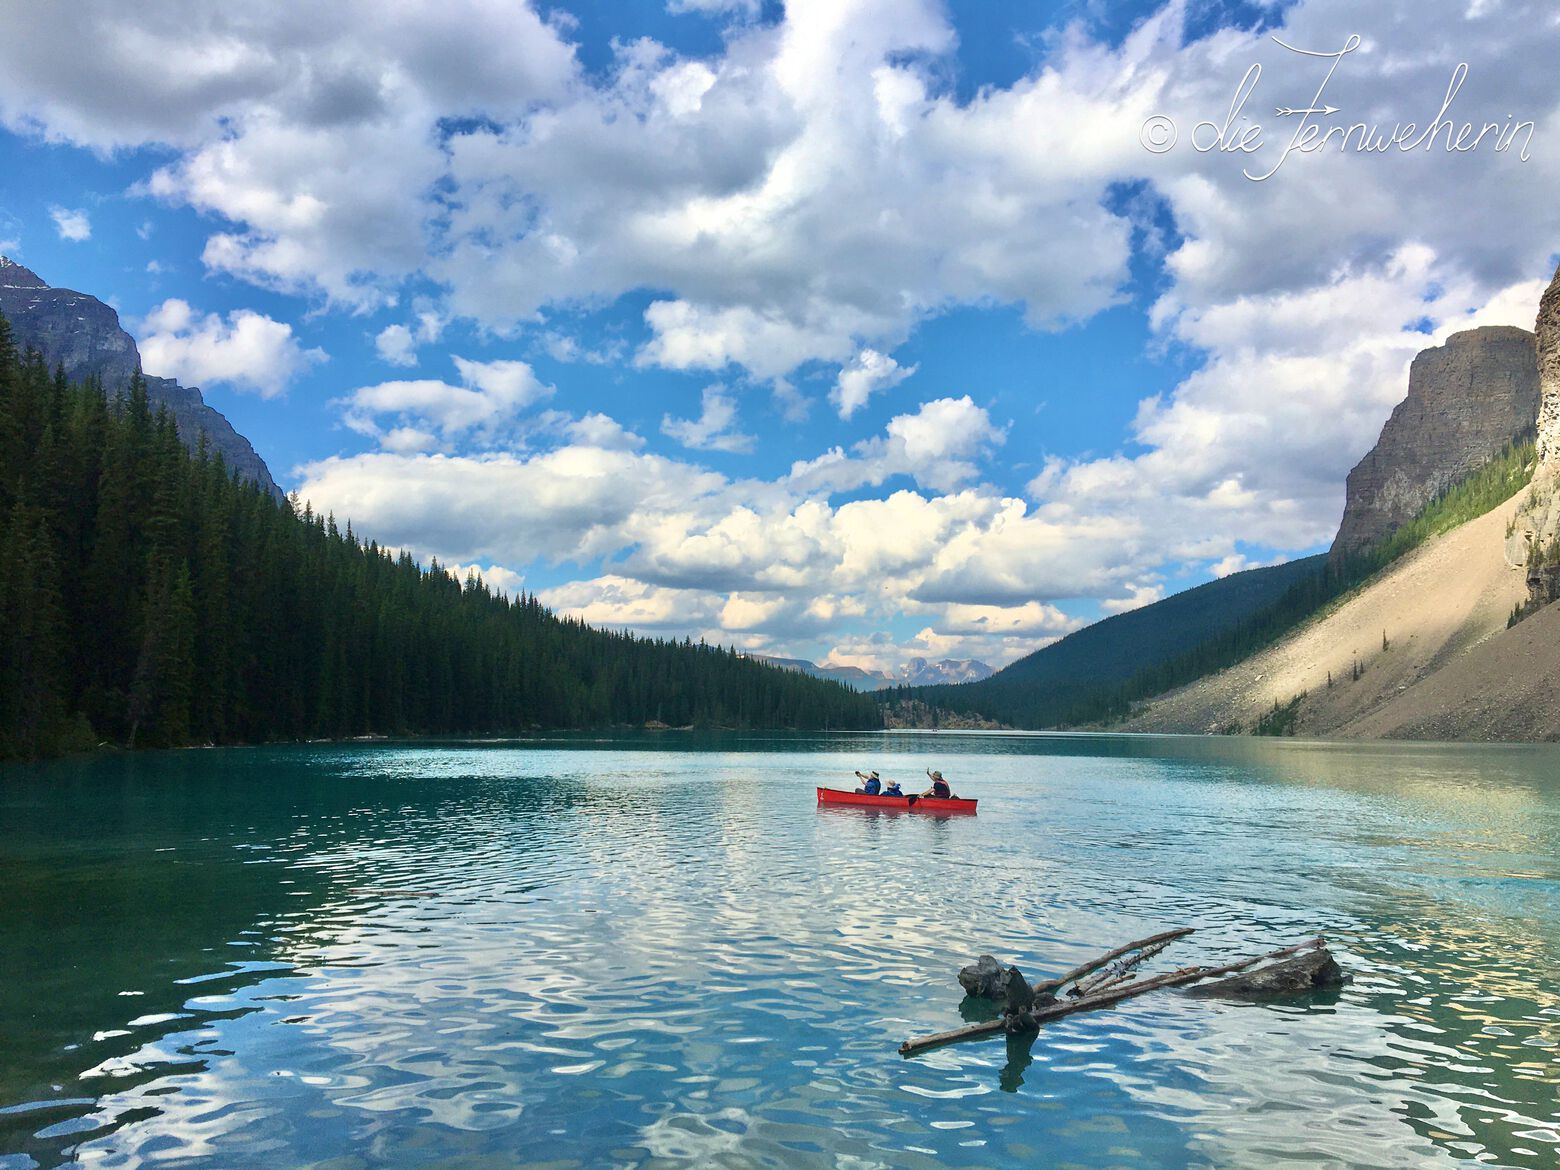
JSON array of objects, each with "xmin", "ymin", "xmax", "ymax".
[{"xmin": 2, "ymin": 733, "xmax": 1558, "ymax": 1169}]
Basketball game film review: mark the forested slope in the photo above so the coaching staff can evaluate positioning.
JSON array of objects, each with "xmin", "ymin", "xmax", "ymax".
[
  {"xmin": 898, "ymin": 441, "xmax": 1535, "ymax": 730},
  {"xmin": 1119, "ymin": 491, "xmax": 1532, "ymax": 739},
  {"xmin": 0, "ymin": 315, "xmax": 880, "ymax": 758},
  {"xmin": 895, "ymin": 556, "xmax": 1326, "ymax": 727}
]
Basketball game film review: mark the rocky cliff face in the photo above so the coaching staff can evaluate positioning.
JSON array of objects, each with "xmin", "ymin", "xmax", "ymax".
[
  {"xmin": 1505, "ymin": 261, "xmax": 1560, "ymax": 590},
  {"xmin": 1330, "ymin": 325, "xmax": 1538, "ymax": 562},
  {"xmin": 1536, "ymin": 262, "xmax": 1560, "ymax": 465},
  {"xmin": 0, "ymin": 256, "xmax": 281, "ymax": 497}
]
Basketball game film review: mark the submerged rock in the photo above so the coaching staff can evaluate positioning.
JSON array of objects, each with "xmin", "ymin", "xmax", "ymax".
[{"xmin": 1185, "ymin": 946, "xmax": 1348, "ymax": 999}]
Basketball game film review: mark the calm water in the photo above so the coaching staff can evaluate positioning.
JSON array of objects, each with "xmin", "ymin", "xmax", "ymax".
[{"xmin": 2, "ymin": 733, "xmax": 1558, "ymax": 1169}]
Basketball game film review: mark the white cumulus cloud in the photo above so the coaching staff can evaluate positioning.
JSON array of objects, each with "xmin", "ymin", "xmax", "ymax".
[
  {"xmin": 374, "ymin": 307, "xmax": 446, "ymax": 367},
  {"xmin": 1028, "ymin": 249, "xmax": 1552, "ymax": 569},
  {"xmin": 832, "ymin": 348, "xmax": 915, "ymax": 418},
  {"xmin": 1, "ymin": 1, "xmax": 578, "ymax": 307},
  {"xmin": 786, "ymin": 395, "xmax": 1007, "ymax": 496},
  {"xmin": 48, "ymin": 205, "xmax": 90, "ymax": 241},
  {"xmin": 11, "ymin": 0, "xmax": 1560, "ymax": 670},
  {"xmin": 660, "ymin": 384, "xmax": 754, "ymax": 453},
  {"xmin": 374, "ymin": 325, "xmax": 418, "ymax": 367},
  {"xmin": 137, "ymin": 299, "xmax": 326, "ymax": 397},
  {"xmin": 294, "ymin": 397, "xmax": 1130, "ymax": 669},
  {"xmin": 339, "ymin": 355, "xmax": 555, "ymax": 449}
]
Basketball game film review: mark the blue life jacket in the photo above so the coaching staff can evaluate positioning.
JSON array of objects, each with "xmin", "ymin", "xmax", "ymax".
[
  {"xmin": 863, "ymin": 777, "xmax": 882, "ymax": 795},
  {"xmin": 884, "ymin": 784, "xmax": 902, "ymax": 796}
]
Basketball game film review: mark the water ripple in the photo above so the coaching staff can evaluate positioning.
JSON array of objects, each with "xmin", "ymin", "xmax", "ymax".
[{"xmin": 1, "ymin": 737, "xmax": 1558, "ymax": 1167}]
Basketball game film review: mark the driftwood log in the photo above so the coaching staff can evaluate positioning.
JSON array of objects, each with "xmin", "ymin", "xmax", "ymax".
[
  {"xmin": 1071, "ymin": 933, "xmax": 1181, "ymax": 997},
  {"xmin": 1184, "ymin": 943, "xmax": 1347, "ymax": 998},
  {"xmin": 901, "ymin": 935, "xmax": 1335, "ymax": 1057},
  {"xmin": 1032, "ymin": 927, "xmax": 1195, "ymax": 995},
  {"xmin": 959, "ymin": 928, "xmax": 1195, "ymax": 1006}
]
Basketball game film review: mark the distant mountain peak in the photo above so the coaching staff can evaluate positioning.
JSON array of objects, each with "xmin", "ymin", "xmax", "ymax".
[
  {"xmin": 0, "ymin": 255, "xmax": 47, "ymax": 288},
  {"xmin": 746, "ymin": 652, "xmax": 992, "ymax": 691},
  {"xmin": 900, "ymin": 657, "xmax": 994, "ymax": 686}
]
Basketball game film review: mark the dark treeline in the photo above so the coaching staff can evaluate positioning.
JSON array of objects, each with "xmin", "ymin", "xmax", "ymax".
[
  {"xmin": 899, "ymin": 439, "xmax": 1538, "ymax": 729},
  {"xmin": 0, "ymin": 315, "xmax": 881, "ymax": 758}
]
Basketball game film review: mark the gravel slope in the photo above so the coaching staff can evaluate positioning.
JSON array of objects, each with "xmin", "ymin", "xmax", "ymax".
[{"xmin": 1117, "ymin": 494, "xmax": 1554, "ymax": 740}]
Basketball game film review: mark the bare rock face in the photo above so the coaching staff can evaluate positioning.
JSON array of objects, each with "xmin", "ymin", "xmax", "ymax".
[
  {"xmin": 1331, "ymin": 325, "xmax": 1538, "ymax": 563},
  {"xmin": 0, "ymin": 256, "xmax": 282, "ymax": 497},
  {"xmin": 1536, "ymin": 262, "xmax": 1560, "ymax": 466},
  {"xmin": 1506, "ymin": 262, "xmax": 1560, "ymax": 586}
]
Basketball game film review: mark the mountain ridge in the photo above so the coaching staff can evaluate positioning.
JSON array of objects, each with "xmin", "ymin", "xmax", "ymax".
[
  {"xmin": 899, "ymin": 275, "xmax": 1559, "ymax": 735},
  {"xmin": 1505, "ymin": 260, "xmax": 1560, "ymax": 597},
  {"xmin": 1330, "ymin": 324, "xmax": 1538, "ymax": 562},
  {"xmin": 897, "ymin": 555, "xmax": 1328, "ymax": 726},
  {"xmin": 1116, "ymin": 491, "xmax": 1531, "ymax": 738},
  {"xmin": 0, "ymin": 256, "xmax": 282, "ymax": 497},
  {"xmin": 1112, "ymin": 260, "xmax": 1560, "ymax": 741},
  {"xmin": 748, "ymin": 653, "xmax": 992, "ymax": 691}
]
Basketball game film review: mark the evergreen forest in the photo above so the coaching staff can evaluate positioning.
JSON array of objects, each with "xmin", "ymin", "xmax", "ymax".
[{"xmin": 0, "ymin": 313, "xmax": 882, "ymax": 759}]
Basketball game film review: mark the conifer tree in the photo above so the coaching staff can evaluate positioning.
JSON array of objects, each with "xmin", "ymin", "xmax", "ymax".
[{"xmin": 0, "ymin": 504, "xmax": 70, "ymax": 755}]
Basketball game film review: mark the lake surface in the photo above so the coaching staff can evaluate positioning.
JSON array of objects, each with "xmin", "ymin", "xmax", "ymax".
[{"xmin": 2, "ymin": 733, "xmax": 1558, "ymax": 1169}]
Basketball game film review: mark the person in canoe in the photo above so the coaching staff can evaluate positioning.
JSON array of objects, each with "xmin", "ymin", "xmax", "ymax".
[
  {"xmin": 882, "ymin": 779, "xmax": 903, "ymax": 797},
  {"xmin": 853, "ymin": 770, "xmax": 883, "ymax": 795},
  {"xmin": 920, "ymin": 769, "xmax": 954, "ymax": 799}
]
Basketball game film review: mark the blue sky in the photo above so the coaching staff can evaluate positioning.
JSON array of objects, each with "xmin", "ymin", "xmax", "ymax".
[{"xmin": 1, "ymin": 0, "xmax": 1555, "ymax": 674}]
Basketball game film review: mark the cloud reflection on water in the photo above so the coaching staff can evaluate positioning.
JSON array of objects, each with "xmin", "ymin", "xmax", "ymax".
[{"xmin": 1, "ymin": 735, "xmax": 1556, "ymax": 1169}]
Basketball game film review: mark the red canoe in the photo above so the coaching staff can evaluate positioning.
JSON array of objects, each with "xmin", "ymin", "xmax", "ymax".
[{"xmin": 816, "ymin": 787, "xmax": 977, "ymax": 815}]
